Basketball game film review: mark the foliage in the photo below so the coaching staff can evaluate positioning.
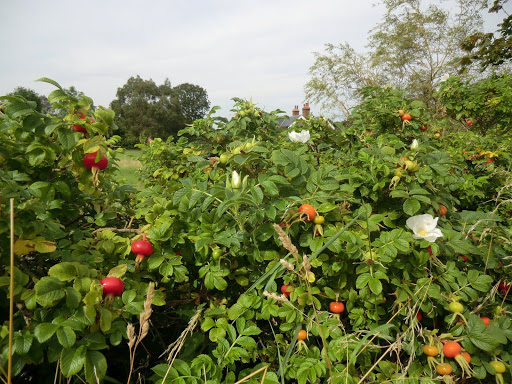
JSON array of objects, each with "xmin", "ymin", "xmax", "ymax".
[
  {"xmin": 461, "ymin": 0, "xmax": 512, "ymax": 70},
  {"xmin": 109, "ymin": 76, "xmax": 210, "ymax": 147},
  {"xmin": 1, "ymin": 81, "xmax": 512, "ymax": 384},
  {"xmin": 305, "ymin": 0, "xmax": 484, "ymax": 117},
  {"xmin": 173, "ymin": 83, "xmax": 211, "ymax": 123},
  {"xmin": 6, "ymin": 87, "xmax": 50, "ymax": 114},
  {"xmin": 437, "ymin": 72, "xmax": 512, "ymax": 135}
]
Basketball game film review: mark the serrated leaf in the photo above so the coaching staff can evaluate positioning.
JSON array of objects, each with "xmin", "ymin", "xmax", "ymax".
[
  {"xmin": 99, "ymin": 308, "xmax": 112, "ymax": 332},
  {"xmin": 65, "ymin": 287, "xmax": 81, "ymax": 309},
  {"xmin": 57, "ymin": 327, "xmax": 76, "ymax": 348},
  {"xmin": 108, "ymin": 264, "xmax": 127, "ymax": 278},
  {"xmin": 403, "ymin": 199, "xmax": 421, "ymax": 216},
  {"xmin": 35, "ymin": 276, "xmax": 66, "ymax": 307},
  {"xmin": 34, "ymin": 323, "xmax": 60, "ymax": 343},
  {"xmin": 49, "ymin": 262, "xmax": 78, "ymax": 282},
  {"xmin": 84, "ymin": 350, "xmax": 107, "ymax": 384},
  {"xmin": 469, "ymin": 332, "xmax": 499, "ymax": 351},
  {"xmin": 14, "ymin": 332, "xmax": 33, "ymax": 354},
  {"xmin": 60, "ymin": 345, "xmax": 86, "ymax": 377},
  {"xmin": 368, "ymin": 278, "xmax": 383, "ymax": 295},
  {"xmin": 356, "ymin": 273, "xmax": 371, "ymax": 289}
]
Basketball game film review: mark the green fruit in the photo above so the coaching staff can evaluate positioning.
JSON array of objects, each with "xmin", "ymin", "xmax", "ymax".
[
  {"xmin": 219, "ymin": 154, "xmax": 228, "ymax": 164},
  {"xmin": 449, "ymin": 301, "xmax": 463, "ymax": 313},
  {"xmin": 212, "ymin": 248, "xmax": 223, "ymax": 260}
]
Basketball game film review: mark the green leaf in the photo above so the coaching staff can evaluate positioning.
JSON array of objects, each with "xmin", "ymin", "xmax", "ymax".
[
  {"xmin": 368, "ymin": 278, "xmax": 383, "ymax": 295},
  {"xmin": 84, "ymin": 350, "xmax": 107, "ymax": 384},
  {"xmin": 49, "ymin": 262, "xmax": 78, "ymax": 282},
  {"xmin": 54, "ymin": 181, "xmax": 71, "ymax": 199},
  {"xmin": 99, "ymin": 307, "xmax": 113, "ymax": 332},
  {"xmin": 228, "ymin": 303, "xmax": 245, "ymax": 320},
  {"xmin": 35, "ymin": 276, "xmax": 66, "ymax": 307},
  {"xmin": 36, "ymin": 77, "xmax": 63, "ymax": 90},
  {"xmin": 356, "ymin": 273, "xmax": 371, "ymax": 289},
  {"xmin": 65, "ymin": 287, "xmax": 81, "ymax": 309},
  {"xmin": 57, "ymin": 128, "xmax": 77, "ymax": 150},
  {"xmin": 14, "ymin": 332, "xmax": 33, "ymax": 354},
  {"xmin": 403, "ymin": 199, "xmax": 421, "ymax": 216},
  {"xmin": 108, "ymin": 264, "xmax": 127, "ymax": 278},
  {"xmin": 261, "ymin": 180, "xmax": 279, "ymax": 195},
  {"xmin": 60, "ymin": 345, "xmax": 86, "ymax": 377},
  {"xmin": 57, "ymin": 327, "xmax": 76, "ymax": 348},
  {"xmin": 469, "ymin": 332, "xmax": 499, "ymax": 351},
  {"xmin": 34, "ymin": 323, "xmax": 60, "ymax": 343},
  {"xmin": 48, "ymin": 89, "xmax": 70, "ymax": 104},
  {"xmin": 209, "ymin": 327, "xmax": 226, "ymax": 342}
]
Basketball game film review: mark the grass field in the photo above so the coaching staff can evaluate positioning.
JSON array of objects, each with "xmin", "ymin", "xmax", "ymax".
[{"xmin": 115, "ymin": 149, "xmax": 144, "ymax": 189}]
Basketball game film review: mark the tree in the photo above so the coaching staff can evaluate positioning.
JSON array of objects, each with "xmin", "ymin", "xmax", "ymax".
[
  {"xmin": 305, "ymin": 0, "xmax": 484, "ymax": 118},
  {"xmin": 460, "ymin": 0, "xmax": 512, "ymax": 69},
  {"xmin": 173, "ymin": 83, "xmax": 210, "ymax": 123},
  {"xmin": 110, "ymin": 76, "xmax": 210, "ymax": 146},
  {"xmin": 7, "ymin": 87, "xmax": 50, "ymax": 113}
]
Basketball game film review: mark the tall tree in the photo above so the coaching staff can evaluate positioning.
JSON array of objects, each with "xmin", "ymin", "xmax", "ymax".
[
  {"xmin": 460, "ymin": 0, "xmax": 512, "ymax": 70},
  {"xmin": 110, "ymin": 76, "xmax": 210, "ymax": 146},
  {"xmin": 7, "ymin": 87, "xmax": 50, "ymax": 113},
  {"xmin": 173, "ymin": 83, "xmax": 210, "ymax": 124},
  {"xmin": 305, "ymin": 0, "xmax": 484, "ymax": 117}
]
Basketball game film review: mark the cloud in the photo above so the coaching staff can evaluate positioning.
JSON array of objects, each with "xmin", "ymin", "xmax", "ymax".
[{"xmin": 0, "ymin": 0, "xmax": 386, "ymax": 115}]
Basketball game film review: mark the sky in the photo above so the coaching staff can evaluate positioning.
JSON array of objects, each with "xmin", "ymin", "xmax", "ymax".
[{"xmin": 0, "ymin": 1, "xmax": 507, "ymax": 118}]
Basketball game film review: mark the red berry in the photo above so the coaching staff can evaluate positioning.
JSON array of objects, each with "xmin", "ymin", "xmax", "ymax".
[
  {"xmin": 73, "ymin": 116, "xmax": 87, "ymax": 133},
  {"xmin": 83, "ymin": 152, "xmax": 108, "ymax": 170},
  {"xmin": 100, "ymin": 277, "xmax": 124, "ymax": 297},
  {"xmin": 131, "ymin": 240, "xmax": 154, "ymax": 258},
  {"xmin": 281, "ymin": 284, "xmax": 292, "ymax": 297},
  {"xmin": 329, "ymin": 301, "xmax": 345, "ymax": 314},
  {"xmin": 481, "ymin": 316, "xmax": 490, "ymax": 326}
]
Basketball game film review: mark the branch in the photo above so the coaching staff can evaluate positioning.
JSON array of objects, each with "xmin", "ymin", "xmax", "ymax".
[{"xmin": 91, "ymin": 227, "xmax": 141, "ymax": 236}]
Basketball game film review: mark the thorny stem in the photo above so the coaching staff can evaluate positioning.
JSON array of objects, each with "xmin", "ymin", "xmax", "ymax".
[
  {"xmin": 303, "ymin": 277, "xmax": 333, "ymax": 380},
  {"xmin": 191, "ymin": 188, "xmax": 244, "ymax": 229}
]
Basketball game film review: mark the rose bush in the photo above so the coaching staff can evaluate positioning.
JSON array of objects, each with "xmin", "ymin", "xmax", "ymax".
[{"xmin": 0, "ymin": 83, "xmax": 511, "ymax": 383}]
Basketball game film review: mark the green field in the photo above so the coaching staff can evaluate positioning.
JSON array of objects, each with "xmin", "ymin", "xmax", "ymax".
[{"xmin": 114, "ymin": 149, "xmax": 143, "ymax": 189}]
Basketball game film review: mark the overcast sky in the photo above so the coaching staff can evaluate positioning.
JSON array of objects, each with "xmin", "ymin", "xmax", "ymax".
[{"xmin": 0, "ymin": 1, "xmax": 506, "ymax": 117}]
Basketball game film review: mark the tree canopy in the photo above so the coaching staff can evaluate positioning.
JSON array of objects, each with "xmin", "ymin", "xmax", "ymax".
[
  {"xmin": 7, "ymin": 87, "xmax": 50, "ymax": 113},
  {"xmin": 110, "ymin": 76, "xmax": 210, "ymax": 146},
  {"xmin": 461, "ymin": 0, "xmax": 512, "ymax": 70},
  {"xmin": 305, "ymin": 0, "xmax": 484, "ymax": 118}
]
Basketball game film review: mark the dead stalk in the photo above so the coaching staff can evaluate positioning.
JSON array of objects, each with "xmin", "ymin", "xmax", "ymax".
[
  {"xmin": 126, "ymin": 283, "xmax": 155, "ymax": 384},
  {"xmin": 160, "ymin": 308, "xmax": 202, "ymax": 383}
]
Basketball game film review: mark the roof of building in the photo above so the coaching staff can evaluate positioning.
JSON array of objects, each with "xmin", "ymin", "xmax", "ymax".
[{"xmin": 277, "ymin": 115, "xmax": 306, "ymax": 128}]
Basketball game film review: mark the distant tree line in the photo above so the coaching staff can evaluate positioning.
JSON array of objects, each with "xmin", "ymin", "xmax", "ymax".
[
  {"xmin": 110, "ymin": 76, "xmax": 210, "ymax": 147},
  {"xmin": 4, "ymin": 76, "xmax": 210, "ymax": 147}
]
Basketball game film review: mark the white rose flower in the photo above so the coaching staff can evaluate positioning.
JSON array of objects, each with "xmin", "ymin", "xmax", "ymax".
[
  {"xmin": 288, "ymin": 130, "xmax": 310, "ymax": 143},
  {"xmin": 439, "ymin": 74, "xmax": 450, "ymax": 82},
  {"xmin": 232, "ymin": 170, "xmax": 241, "ymax": 189},
  {"xmin": 406, "ymin": 214, "xmax": 443, "ymax": 242}
]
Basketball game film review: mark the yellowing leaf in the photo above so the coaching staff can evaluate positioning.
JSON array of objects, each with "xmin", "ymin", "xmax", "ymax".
[
  {"xmin": 108, "ymin": 264, "xmax": 127, "ymax": 278},
  {"xmin": 34, "ymin": 237, "xmax": 57, "ymax": 253},
  {"xmin": 14, "ymin": 239, "xmax": 36, "ymax": 255}
]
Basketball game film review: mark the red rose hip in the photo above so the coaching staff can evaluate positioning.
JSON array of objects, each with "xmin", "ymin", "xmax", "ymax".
[{"xmin": 100, "ymin": 277, "xmax": 124, "ymax": 299}]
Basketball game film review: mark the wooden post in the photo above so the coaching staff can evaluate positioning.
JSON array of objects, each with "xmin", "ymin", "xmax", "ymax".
[{"xmin": 8, "ymin": 198, "xmax": 14, "ymax": 384}]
